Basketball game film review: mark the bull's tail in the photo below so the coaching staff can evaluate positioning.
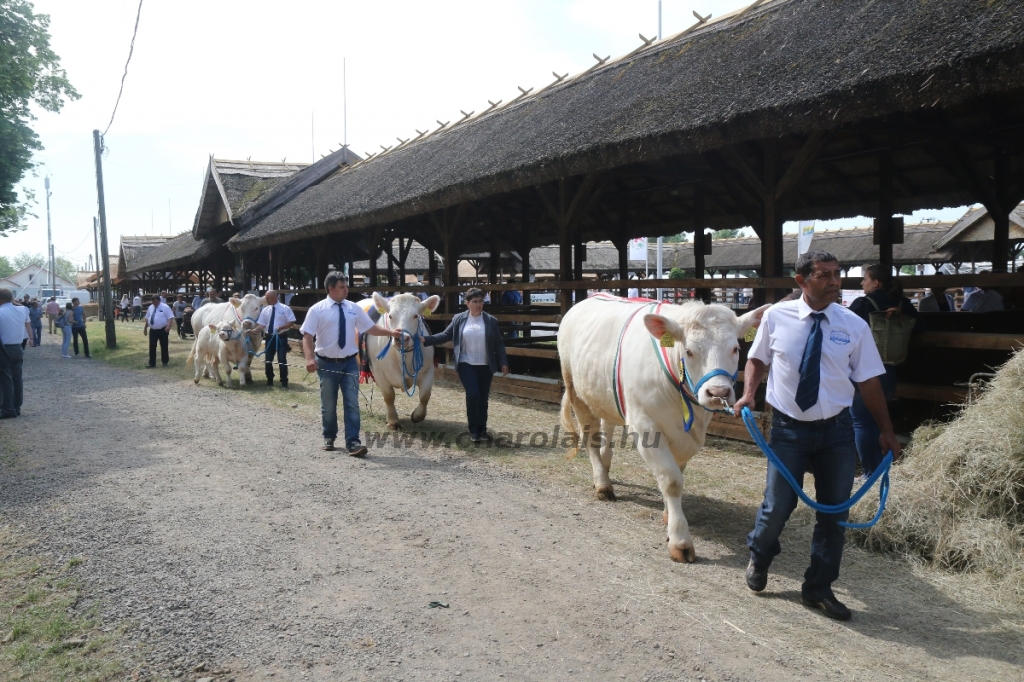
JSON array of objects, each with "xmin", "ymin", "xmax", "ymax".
[
  {"xmin": 560, "ymin": 362, "xmax": 580, "ymax": 458},
  {"xmin": 185, "ymin": 338, "xmax": 197, "ymax": 368}
]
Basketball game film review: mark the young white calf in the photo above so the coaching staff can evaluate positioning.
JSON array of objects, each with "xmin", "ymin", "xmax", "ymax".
[{"xmin": 187, "ymin": 322, "xmax": 251, "ymax": 387}]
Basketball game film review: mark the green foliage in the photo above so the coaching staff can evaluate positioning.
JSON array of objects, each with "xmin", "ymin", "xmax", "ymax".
[
  {"xmin": 663, "ymin": 232, "xmax": 691, "ymax": 243},
  {"xmin": 11, "ymin": 251, "xmax": 76, "ymax": 282},
  {"xmin": 0, "ymin": 0, "xmax": 80, "ymax": 236},
  {"xmin": 0, "ymin": 255, "xmax": 13, "ymax": 279},
  {"xmin": 712, "ymin": 229, "xmax": 742, "ymax": 240},
  {"xmin": 668, "ymin": 267, "xmax": 686, "ymax": 280},
  {"xmin": 900, "ymin": 265, "xmax": 916, "ymax": 275}
]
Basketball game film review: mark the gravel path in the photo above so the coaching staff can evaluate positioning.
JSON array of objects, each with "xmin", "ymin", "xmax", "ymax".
[{"xmin": 1, "ymin": 332, "xmax": 1022, "ymax": 681}]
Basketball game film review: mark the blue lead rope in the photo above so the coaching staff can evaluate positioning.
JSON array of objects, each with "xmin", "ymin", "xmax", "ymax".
[
  {"xmin": 376, "ymin": 330, "xmax": 424, "ymax": 397},
  {"xmin": 739, "ymin": 406, "xmax": 892, "ymax": 529}
]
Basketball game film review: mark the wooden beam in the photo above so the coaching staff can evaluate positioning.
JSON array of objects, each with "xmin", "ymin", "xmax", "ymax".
[
  {"xmin": 991, "ymin": 147, "xmax": 1010, "ymax": 273},
  {"xmin": 721, "ymin": 146, "xmax": 766, "ymax": 198},
  {"xmin": 877, "ymin": 146, "xmax": 894, "ymax": 268},
  {"xmin": 775, "ymin": 131, "xmax": 829, "ymax": 207}
]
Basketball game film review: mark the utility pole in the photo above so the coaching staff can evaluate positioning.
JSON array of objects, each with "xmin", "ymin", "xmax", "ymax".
[
  {"xmin": 93, "ymin": 130, "xmax": 116, "ymax": 348},
  {"xmin": 45, "ymin": 177, "xmax": 53, "ymax": 296},
  {"xmin": 93, "ymin": 217, "xmax": 102, "ymax": 321}
]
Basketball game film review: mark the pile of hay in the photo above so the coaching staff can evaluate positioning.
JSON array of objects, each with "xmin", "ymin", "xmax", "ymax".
[{"xmin": 855, "ymin": 348, "xmax": 1024, "ymax": 600}]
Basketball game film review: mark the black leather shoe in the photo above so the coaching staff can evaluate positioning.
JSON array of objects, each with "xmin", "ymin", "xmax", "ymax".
[
  {"xmin": 745, "ymin": 561, "xmax": 768, "ymax": 592},
  {"xmin": 801, "ymin": 594, "xmax": 852, "ymax": 621}
]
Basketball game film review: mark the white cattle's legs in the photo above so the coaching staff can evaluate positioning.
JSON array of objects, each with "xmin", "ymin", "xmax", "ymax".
[
  {"xmin": 411, "ymin": 383, "xmax": 431, "ymax": 423},
  {"xmin": 635, "ymin": 421, "xmax": 696, "ymax": 563},
  {"xmin": 572, "ymin": 399, "xmax": 615, "ymax": 500},
  {"xmin": 379, "ymin": 382, "xmax": 401, "ymax": 429}
]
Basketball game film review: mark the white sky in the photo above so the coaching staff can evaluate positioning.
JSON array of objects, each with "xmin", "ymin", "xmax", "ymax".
[{"xmin": 15, "ymin": 0, "xmax": 969, "ymax": 269}]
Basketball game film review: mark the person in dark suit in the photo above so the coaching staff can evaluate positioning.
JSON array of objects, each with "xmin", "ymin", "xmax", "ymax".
[{"xmin": 422, "ymin": 287, "xmax": 509, "ymax": 443}]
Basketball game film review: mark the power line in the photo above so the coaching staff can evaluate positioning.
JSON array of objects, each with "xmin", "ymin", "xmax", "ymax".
[{"xmin": 103, "ymin": 0, "xmax": 144, "ymax": 137}]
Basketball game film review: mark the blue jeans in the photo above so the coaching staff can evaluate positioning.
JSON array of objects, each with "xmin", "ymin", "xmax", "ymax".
[
  {"xmin": 457, "ymin": 363, "xmax": 494, "ymax": 438},
  {"xmin": 317, "ymin": 355, "xmax": 360, "ymax": 447},
  {"xmin": 850, "ymin": 366, "xmax": 897, "ymax": 476},
  {"xmin": 31, "ymin": 323, "xmax": 42, "ymax": 347},
  {"xmin": 747, "ymin": 408, "xmax": 857, "ymax": 600},
  {"xmin": 61, "ymin": 326, "xmax": 72, "ymax": 355}
]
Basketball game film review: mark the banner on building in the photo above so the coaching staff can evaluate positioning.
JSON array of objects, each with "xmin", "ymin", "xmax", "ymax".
[
  {"xmin": 797, "ymin": 220, "xmax": 815, "ymax": 258},
  {"xmin": 628, "ymin": 237, "xmax": 648, "ymax": 262}
]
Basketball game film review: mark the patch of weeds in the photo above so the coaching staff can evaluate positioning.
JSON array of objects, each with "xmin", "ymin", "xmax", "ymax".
[{"xmin": 0, "ymin": 525, "xmax": 121, "ymax": 681}]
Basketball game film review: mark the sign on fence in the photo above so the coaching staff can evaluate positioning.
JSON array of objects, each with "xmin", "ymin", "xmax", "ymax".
[{"xmin": 628, "ymin": 237, "xmax": 648, "ymax": 262}]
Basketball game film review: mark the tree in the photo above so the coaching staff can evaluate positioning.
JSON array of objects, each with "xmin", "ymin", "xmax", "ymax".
[
  {"xmin": 663, "ymin": 232, "xmax": 691, "ymax": 243},
  {"xmin": 0, "ymin": 1, "xmax": 80, "ymax": 235},
  {"xmin": 712, "ymin": 229, "xmax": 742, "ymax": 240},
  {"xmin": 0, "ymin": 255, "xmax": 12, "ymax": 279},
  {"xmin": 11, "ymin": 250, "xmax": 76, "ymax": 282}
]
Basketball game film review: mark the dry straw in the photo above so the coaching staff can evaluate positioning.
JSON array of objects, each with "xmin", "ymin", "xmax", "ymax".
[{"xmin": 853, "ymin": 348, "xmax": 1024, "ymax": 601}]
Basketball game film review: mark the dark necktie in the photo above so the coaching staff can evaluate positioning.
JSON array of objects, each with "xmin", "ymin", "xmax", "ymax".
[
  {"xmin": 268, "ymin": 305, "xmax": 276, "ymax": 336},
  {"xmin": 795, "ymin": 312, "xmax": 826, "ymax": 411},
  {"xmin": 337, "ymin": 302, "xmax": 346, "ymax": 350},
  {"xmin": 149, "ymin": 307, "xmax": 156, "ymax": 326}
]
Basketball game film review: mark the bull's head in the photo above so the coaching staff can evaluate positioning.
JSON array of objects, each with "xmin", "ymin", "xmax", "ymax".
[
  {"xmin": 643, "ymin": 303, "xmax": 770, "ymax": 410},
  {"xmin": 209, "ymin": 322, "xmax": 237, "ymax": 341},
  {"xmin": 372, "ymin": 292, "xmax": 440, "ymax": 351},
  {"xmin": 231, "ymin": 294, "xmax": 265, "ymax": 330}
]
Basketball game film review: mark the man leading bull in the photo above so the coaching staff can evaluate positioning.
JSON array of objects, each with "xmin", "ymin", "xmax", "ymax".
[
  {"xmin": 733, "ymin": 250, "xmax": 900, "ymax": 621},
  {"xmin": 250, "ymin": 290, "xmax": 296, "ymax": 388},
  {"xmin": 301, "ymin": 272, "xmax": 401, "ymax": 456}
]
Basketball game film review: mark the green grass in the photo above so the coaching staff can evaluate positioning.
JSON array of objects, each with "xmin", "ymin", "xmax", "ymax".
[{"xmin": 0, "ymin": 524, "xmax": 122, "ymax": 681}]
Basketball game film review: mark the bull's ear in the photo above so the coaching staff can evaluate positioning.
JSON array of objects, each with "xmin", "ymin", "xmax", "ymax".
[
  {"xmin": 208, "ymin": 324, "xmax": 217, "ymax": 332},
  {"xmin": 737, "ymin": 304, "xmax": 772, "ymax": 338},
  {"xmin": 230, "ymin": 298, "xmax": 241, "ymax": 308},
  {"xmin": 372, "ymin": 291, "xmax": 390, "ymax": 314},
  {"xmin": 643, "ymin": 314, "xmax": 685, "ymax": 346},
  {"xmin": 258, "ymin": 297, "xmax": 267, "ymax": 306},
  {"xmin": 420, "ymin": 295, "xmax": 441, "ymax": 315}
]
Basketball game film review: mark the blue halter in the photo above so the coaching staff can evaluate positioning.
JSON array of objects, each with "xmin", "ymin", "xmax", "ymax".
[{"xmin": 680, "ymin": 362, "xmax": 739, "ymax": 414}]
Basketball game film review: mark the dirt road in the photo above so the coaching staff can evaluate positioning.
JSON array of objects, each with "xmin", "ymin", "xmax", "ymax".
[{"xmin": 1, "ymin": 333, "xmax": 1022, "ymax": 681}]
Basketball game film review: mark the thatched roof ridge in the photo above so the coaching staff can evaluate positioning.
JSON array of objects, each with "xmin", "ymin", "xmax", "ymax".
[
  {"xmin": 118, "ymin": 235, "xmax": 173, "ymax": 275},
  {"xmin": 193, "ymin": 158, "xmax": 309, "ymax": 238},
  {"xmin": 230, "ymin": 0, "xmax": 1024, "ymax": 251},
  {"xmin": 125, "ymin": 229, "xmax": 230, "ymax": 275}
]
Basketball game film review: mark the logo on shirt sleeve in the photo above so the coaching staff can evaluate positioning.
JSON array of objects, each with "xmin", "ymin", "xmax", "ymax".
[{"xmin": 829, "ymin": 329, "xmax": 851, "ymax": 345}]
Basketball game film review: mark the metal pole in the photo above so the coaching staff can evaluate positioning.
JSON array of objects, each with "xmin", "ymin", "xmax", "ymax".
[
  {"xmin": 93, "ymin": 217, "xmax": 102, "ymax": 321},
  {"xmin": 93, "ymin": 130, "xmax": 116, "ymax": 348},
  {"xmin": 655, "ymin": 1, "xmax": 663, "ymax": 301},
  {"xmin": 45, "ymin": 177, "xmax": 53, "ymax": 296}
]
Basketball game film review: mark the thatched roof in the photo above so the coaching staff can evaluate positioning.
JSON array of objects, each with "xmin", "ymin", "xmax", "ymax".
[
  {"xmin": 193, "ymin": 158, "xmax": 309, "ymax": 238},
  {"xmin": 118, "ymin": 236, "xmax": 172, "ymax": 277},
  {"xmin": 229, "ymin": 0, "xmax": 1024, "ymax": 252},
  {"xmin": 125, "ymin": 229, "xmax": 232, "ymax": 275},
  {"xmin": 934, "ymin": 201, "xmax": 1024, "ymax": 249}
]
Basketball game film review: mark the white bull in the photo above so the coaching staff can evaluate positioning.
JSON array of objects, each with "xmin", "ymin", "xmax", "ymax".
[
  {"xmin": 189, "ymin": 294, "xmax": 264, "ymax": 383},
  {"xmin": 187, "ymin": 322, "xmax": 249, "ymax": 387},
  {"xmin": 558, "ymin": 295, "xmax": 768, "ymax": 563},
  {"xmin": 358, "ymin": 292, "xmax": 440, "ymax": 429}
]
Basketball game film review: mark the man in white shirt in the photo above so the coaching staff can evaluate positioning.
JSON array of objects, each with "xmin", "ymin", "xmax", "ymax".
[
  {"xmin": 733, "ymin": 251, "xmax": 900, "ymax": 621},
  {"xmin": 251, "ymin": 290, "xmax": 296, "ymax": 388},
  {"xmin": 301, "ymin": 272, "xmax": 400, "ymax": 456},
  {"xmin": 143, "ymin": 294, "xmax": 175, "ymax": 368},
  {"xmin": 0, "ymin": 288, "xmax": 33, "ymax": 418},
  {"xmin": 132, "ymin": 294, "xmax": 142, "ymax": 321}
]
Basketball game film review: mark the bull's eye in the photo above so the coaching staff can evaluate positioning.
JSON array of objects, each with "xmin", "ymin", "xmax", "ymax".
[
  {"xmin": 733, "ymin": 346, "xmax": 740, "ymax": 354},
  {"xmin": 685, "ymin": 349, "xmax": 694, "ymax": 358}
]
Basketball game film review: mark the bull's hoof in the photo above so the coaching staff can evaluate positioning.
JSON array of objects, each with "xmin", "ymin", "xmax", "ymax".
[
  {"xmin": 217, "ymin": 381, "xmax": 225, "ymax": 386},
  {"xmin": 194, "ymin": 379, "xmax": 199, "ymax": 384},
  {"xmin": 668, "ymin": 545, "xmax": 697, "ymax": 563},
  {"xmin": 410, "ymin": 410, "xmax": 426, "ymax": 423},
  {"xmin": 595, "ymin": 486, "xmax": 616, "ymax": 502},
  {"xmin": 387, "ymin": 422, "xmax": 402, "ymax": 431},
  {"xmin": 662, "ymin": 511, "xmax": 668, "ymax": 526}
]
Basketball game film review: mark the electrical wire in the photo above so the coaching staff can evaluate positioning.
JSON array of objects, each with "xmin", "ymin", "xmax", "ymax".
[{"xmin": 103, "ymin": 0, "xmax": 144, "ymax": 137}]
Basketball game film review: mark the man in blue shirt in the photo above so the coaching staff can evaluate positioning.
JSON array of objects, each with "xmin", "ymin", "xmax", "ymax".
[
  {"xmin": 0, "ymin": 288, "xmax": 34, "ymax": 418},
  {"xmin": 71, "ymin": 297, "xmax": 90, "ymax": 358}
]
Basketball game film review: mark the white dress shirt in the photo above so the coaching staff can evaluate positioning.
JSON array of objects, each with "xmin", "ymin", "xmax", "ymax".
[
  {"xmin": 748, "ymin": 297, "xmax": 885, "ymax": 421},
  {"xmin": 145, "ymin": 303, "xmax": 175, "ymax": 329},
  {"xmin": 133, "ymin": 296, "xmax": 141, "ymax": 307},
  {"xmin": 256, "ymin": 301, "xmax": 296, "ymax": 333},
  {"xmin": 19, "ymin": 305, "xmax": 29, "ymax": 339},
  {"xmin": 459, "ymin": 313, "xmax": 488, "ymax": 365},
  {"xmin": 0, "ymin": 303, "xmax": 27, "ymax": 345},
  {"xmin": 300, "ymin": 297, "xmax": 375, "ymax": 358}
]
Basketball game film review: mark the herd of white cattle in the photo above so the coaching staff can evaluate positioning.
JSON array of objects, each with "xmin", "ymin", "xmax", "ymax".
[{"xmin": 185, "ymin": 292, "xmax": 768, "ymax": 563}]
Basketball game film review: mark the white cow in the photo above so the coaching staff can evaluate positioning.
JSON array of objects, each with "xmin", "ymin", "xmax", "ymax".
[
  {"xmin": 358, "ymin": 292, "xmax": 440, "ymax": 429},
  {"xmin": 558, "ymin": 295, "xmax": 768, "ymax": 563},
  {"xmin": 189, "ymin": 294, "xmax": 264, "ymax": 382},
  {"xmin": 187, "ymin": 321, "xmax": 249, "ymax": 387}
]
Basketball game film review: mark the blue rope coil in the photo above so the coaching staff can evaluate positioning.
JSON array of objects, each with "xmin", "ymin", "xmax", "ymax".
[{"xmin": 740, "ymin": 406, "xmax": 891, "ymax": 529}]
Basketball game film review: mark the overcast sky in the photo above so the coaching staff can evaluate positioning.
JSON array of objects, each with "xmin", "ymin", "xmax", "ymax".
[{"xmin": 15, "ymin": 0, "xmax": 968, "ymax": 270}]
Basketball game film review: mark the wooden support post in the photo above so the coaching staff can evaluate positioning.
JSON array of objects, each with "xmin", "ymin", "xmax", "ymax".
[
  {"xmin": 558, "ymin": 179, "xmax": 572, "ymax": 315},
  {"xmin": 991, "ymin": 147, "xmax": 1010, "ymax": 273},
  {"xmin": 386, "ymin": 237, "xmax": 396, "ymax": 287},
  {"xmin": 877, "ymin": 146, "xmax": 895, "ymax": 270},
  {"xmin": 397, "ymin": 237, "xmax": 411, "ymax": 286},
  {"xmin": 615, "ymin": 234, "xmax": 628, "ymax": 297},
  {"xmin": 428, "ymin": 247, "xmax": 438, "ymax": 288},
  {"xmin": 761, "ymin": 141, "xmax": 784, "ymax": 301},
  {"xmin": 366, "ymin": 230, "xmax": 379, "ymax": 289},
  {"xmin": 573, "ymin": 226, "xmax": 584, "ymax": 301},
  {"xmin": 693, "ymin": 189, "xmax": 709, "ymax": 302},
  {"xmin": 488, "ymin": 240, "xmax": 499, "ymax": 287}
]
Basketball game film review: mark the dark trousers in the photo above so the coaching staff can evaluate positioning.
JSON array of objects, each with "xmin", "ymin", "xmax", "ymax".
[
  {"xmin": 850, "ymin": 365, "xmax": 898, "ymax": 476},
  {"xmin": 264, "ymin": 333, "xmax": 289, "ymax": 385},
  {"xmin": 132, "ymin": 305, "xmax": 142, "ymax": 321},
  {"xmin": 72, "ymin": 325, "xmax": 90, "ymax": 357},
  {"xmin": 148, "ymin": 328, "xmax": 169, "ymax": 366},
  {"xmin": 175, "ymin": 317, "xmax": 184, "ymax": 338},
  {"xmin": 0, "ymin": 343, "xmax": 24, "ymax": 417},
  {"xmin": 747, "ymin": 408, "xmax": 857, "ymax": 600},
  {"xmin": 457, "ymin": 362, "xmax": 493, "ymax": 438}
]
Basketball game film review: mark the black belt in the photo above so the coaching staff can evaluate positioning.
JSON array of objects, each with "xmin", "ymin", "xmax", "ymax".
[
  {"xmin": 773, "ymin": 407, "xmax": 850, "ymax": 427},
  {"xmin": 316, "ymin": 353, "xmax": 354, "ymax": 362}
]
